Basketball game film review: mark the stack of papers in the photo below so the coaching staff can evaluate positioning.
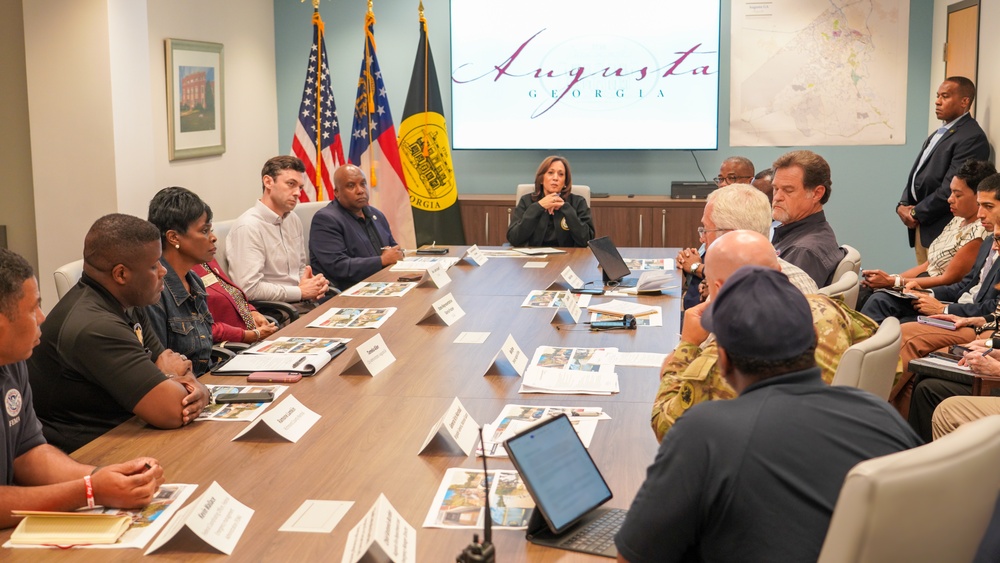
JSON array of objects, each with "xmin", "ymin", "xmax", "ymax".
[
  {"xmin": 513, "ymin": 247, "xmax": 566, "ymax": 255},
  {"xmin": 308, "ymin": 307, "xmax": 396, "ymax": 329},
  {"xmin": 519, "ymin": 346, "xmax": 620, "ymax": 395},
  {"xmin": 212, "ymin": 338, "xmax": 348, "ymax": 375},
  {"xmin": 479, "ymin": 405, "xmax": 609, "ymax": 457},
  {"xmin": 587, "ymin": 299, "xmax": 657, "ymax": 317},
  {"xmin": 390, "ymin": 257, "xmax": 460, "ymax": 271},
  {"xmin": 341, "ymin": 282, "xmax": 416, "ymax": 297},
  {"xmin": 619, "ymin": 270, "xmax": 678, "ymax": 294}
]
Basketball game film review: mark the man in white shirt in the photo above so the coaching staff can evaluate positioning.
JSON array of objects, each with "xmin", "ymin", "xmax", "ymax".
[{"xmin": 227, "ymin": 156, "xmax": 329, "ymax": 312}]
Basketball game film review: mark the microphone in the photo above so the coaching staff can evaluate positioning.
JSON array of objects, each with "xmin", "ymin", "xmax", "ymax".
[{"xmin": 457, "ymin": 428, "xmax": 496, "ymax": 563}]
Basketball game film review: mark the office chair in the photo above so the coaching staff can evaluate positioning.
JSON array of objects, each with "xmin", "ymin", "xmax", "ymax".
[
  {"xmin": 833, "ymin": 244, "xmax": 862, "ymax": 280},
  {"xmin": 817, "ymin": 415, "xmax": 1000, "ymax": 563},
  {"xmin": 292, "ymin": 200, "xmax": 327, "ymax": 252},
  {"xmin": 54, "ymin": 259, "xmax": 84, "ymax": 299},
  {"xmin": 818, "ymin": 270, "xmax": 860, "ymax": 310},
  {"xmin": 830, "ymin": 316, "xmax": 899, "ymax": 401}
]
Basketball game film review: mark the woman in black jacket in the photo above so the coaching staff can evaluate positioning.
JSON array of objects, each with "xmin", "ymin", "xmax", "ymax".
[{"xmin": 506, "ymin": 156, "xmax": 595, "ymax": 247}]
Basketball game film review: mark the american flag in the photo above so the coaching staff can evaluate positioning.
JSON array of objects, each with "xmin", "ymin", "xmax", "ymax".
[
  {"xmin": 348, "ymin": 8, "xmax": 417, "ymax": 249},
  {"xmin": 291, "ymin": 10, "xmax": 345, "ymax": 202}
]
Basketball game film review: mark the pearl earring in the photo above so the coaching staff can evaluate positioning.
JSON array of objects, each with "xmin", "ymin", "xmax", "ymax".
[{"xmin": 175, "ymin": 244, "xmax": 180, "ymax": 249}]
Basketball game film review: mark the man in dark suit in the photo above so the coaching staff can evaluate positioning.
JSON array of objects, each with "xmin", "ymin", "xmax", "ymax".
[
  {"xmin": 309, "ymin": 164, "xmax": 402, "ymax": 290},
  {"xmin": 897, "ymin": 76, "xmax": 990, "ymax": 263}
]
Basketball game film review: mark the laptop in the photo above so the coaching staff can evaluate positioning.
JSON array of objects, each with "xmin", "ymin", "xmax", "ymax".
[
  {"xmin": 504, "ymin": 413, "xmax": 626, "ymax": 558},
  {"xmin": 587, "ymin": 236, "xmax": 638, "ymax": 288}
]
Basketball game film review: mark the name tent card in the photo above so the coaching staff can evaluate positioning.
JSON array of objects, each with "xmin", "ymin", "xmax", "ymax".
[
  {"xmin": 418, "ymin": 261, "xmax": 452, "ymax": 288},
  {"xmin": 145, "ymin": 481, "xmax": 253, "ymax": 556},
  {"xmin": 340, "ymin": 494, "xmax": 416, "ymax": 563},
  {"xmin": 560, "ymin": 266, "xmax": 585, "ymax": 289},
  {"xmin": 464, "ymin": 244, "xmax": 489, "ymax": 266},
  {"xmin": 484, "ymin": 334, "xmax": 529, "ymax": 377},
  {"xmin": 548, "ymin": 290, "xmax": 583, "ymax": 324},
  {"xmin": 341, "ymin": 333, "xmax": 396, "ymax": 376},
  {"xmin": 232, "ymin": 395, "xmax": 320, "ymax": 443},
  {"xmin": 418, "ymin": 292, "xmax": 466, "ymax": 326},
  {"xmin": 417, "ymin": 397, "xmax": 479, "ymax": 456}
]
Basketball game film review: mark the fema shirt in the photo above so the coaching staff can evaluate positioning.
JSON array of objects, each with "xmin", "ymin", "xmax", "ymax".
[{"xmin": 1, "ymin": 361, "xmax": 46, "ymax": 485}]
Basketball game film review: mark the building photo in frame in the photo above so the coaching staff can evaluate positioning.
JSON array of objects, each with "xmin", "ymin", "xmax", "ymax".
[{"xmin": 165, "ymin": 39, "xmax": 225, "ymax": 160}]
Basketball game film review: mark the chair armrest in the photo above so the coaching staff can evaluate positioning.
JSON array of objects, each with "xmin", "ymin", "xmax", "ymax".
[{"xmin": 250, "ymin": 300, "xmax": 299, "ymax": 327}]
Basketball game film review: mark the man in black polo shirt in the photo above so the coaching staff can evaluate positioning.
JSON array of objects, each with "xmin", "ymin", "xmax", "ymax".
[
  {"xmin": 28, "ymin": 214, "xmax": 209, "ymax": 453},
  {"xmin": 0, "ymin": 248, "xmax": 164, "ymax": 528},
  {"xmin": 615, "ymin": 266, "xmax": 920, "ymax": 563}
]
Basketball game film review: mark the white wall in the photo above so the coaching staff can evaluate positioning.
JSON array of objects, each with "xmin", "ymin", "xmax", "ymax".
[
  {"xmin": 146, "ymin": 0, "xmax": 280, "ymax": 223},
  {"xmin": 21, "ymin": 0, "xmax": 279, "ymax": 308},
  {"xmin": 23, "ymin": 0, "xmax": 120, "ymax": 306},
  {"xmin": 974, "ymin": 3, "xmax": 999, "ymax": 156}
]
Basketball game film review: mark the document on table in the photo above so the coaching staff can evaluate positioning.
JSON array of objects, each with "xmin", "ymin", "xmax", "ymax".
[
  {"xmin": 454, "ymin": 331, "xmax": 490, "ymax": 344},
  {"xmin": 198, "ymin": 385, "xmax": 288, "ymax": 422},
  {"xmin": 591, "ymin": 308, "xmax": 663, "ymax": 327},
  {"xmin": 520, "ymin": 368, "xmax": 620, "ymax": 395},
  {"xmin": 390, "ymin": 257, "xmax": 460, "ymax": 270},
  {"xmin": 587, "ymin": 350, "xmax": 668, "ymax": 367},
  {"xmin": 478, "ymin": 404, "xmax": 608, "ymax": 457},
  {"xmin": 279, "ymin": 500, "xmax": 354, "ymax": 534},
  {"xmin": 587, "ymin": 299, "xmax": 658, "ymax": 317},
  {"xmin": 423, "ymin": 469, "xmax": 532, "ymax": 529}
]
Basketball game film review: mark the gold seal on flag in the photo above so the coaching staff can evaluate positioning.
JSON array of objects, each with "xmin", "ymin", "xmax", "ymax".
[{"xmin": 399, "ymin": 112, "xmax": 457, "ymax": 212}]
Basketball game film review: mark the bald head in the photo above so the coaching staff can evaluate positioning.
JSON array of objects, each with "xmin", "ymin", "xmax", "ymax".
[
  {"xmin": 333, "ymin": 164, "xmax": 370, "ymax": 216},
  {"xmin": 704, "ymin": 230, "xmax": 779, "ymax": 298}
]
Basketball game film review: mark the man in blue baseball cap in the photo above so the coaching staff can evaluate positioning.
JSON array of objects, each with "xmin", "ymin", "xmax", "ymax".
[{"xmin": 616, "ymin": 256, "xmax": 920, "ymax": 563}]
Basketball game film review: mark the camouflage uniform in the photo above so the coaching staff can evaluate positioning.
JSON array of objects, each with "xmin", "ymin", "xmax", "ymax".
[{"xmin": 651, "ymin": 294, "xmax": 879, "ymax": 442}]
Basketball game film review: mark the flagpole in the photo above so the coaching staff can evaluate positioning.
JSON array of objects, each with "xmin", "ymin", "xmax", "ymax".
[
  {"xmin": 365, "ymin": 0, "xmax": 378, "ymax": 186},
  {"xmin": 420, "ymin": 1, "xmax": 430, "ymax": 158},
  {"xmin": 312, "ymin": 9, "xmax": 325, "ymax": 200}
]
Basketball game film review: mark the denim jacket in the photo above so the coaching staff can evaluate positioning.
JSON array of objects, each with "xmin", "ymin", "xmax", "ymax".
[{"xmin": 146, "ymin": 258, "xmax": 214, "ymax": 376}]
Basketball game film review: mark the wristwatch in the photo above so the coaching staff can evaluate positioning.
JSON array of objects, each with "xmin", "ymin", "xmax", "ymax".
[
  {"xmin": 689, "ymin": 262, "xmax": 702, "ymax": 275},
  {"xmin": 909, "ymin": 208, "xmax": 917, "ymax": 218},
  {"xmin": 987, "ymin": 338, "xmax": 996, "ymax": 349}
]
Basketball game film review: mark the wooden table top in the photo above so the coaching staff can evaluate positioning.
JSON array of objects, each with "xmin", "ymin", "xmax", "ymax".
[{"xmin": 5, "ymin": 247, "xmax": 680, "ymax": 561}]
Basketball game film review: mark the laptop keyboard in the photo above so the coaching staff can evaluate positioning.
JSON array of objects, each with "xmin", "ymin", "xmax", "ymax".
[{"xmin": 562, "ymin": 509, "xmax": 627, "ymax": 554}]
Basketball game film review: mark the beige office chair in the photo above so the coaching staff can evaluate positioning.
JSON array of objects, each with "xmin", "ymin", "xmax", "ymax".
[
  {"xmin": 817, "ymin": 415, "xmax": 1000, "ymax": 563},
  {"xmin": 830, "ymin": 316, "xmax": 899, "ymax": 400},
  {"xmin": 515, "ymin": 184, "xmax": 592, "ymax": 207},
  {"xmin": 292, "ymin": 200, "xmax": 328, "ymax": 251},
  {"xmin": 212, "ymin": 219, "xmax": 235, "ymax": 274},
  {"xmin": 818, "ymin": 270, "xmax": 860, "ymax": 310},
  {"xmin": 53, "ymin": 259, "xmax": 85, "ymax": 299},
  {"xmin": 833, "ymin": 244, "xmax": 862, "ymax": 280}
]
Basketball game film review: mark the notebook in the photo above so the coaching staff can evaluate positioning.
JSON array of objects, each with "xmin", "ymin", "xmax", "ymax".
[
  {"xmin": 504, "ymin": 413, "xmax": 626, "ymax": 558},
  {"xmin": 587, "ymin": 236, "xmax": 638, "ymax": 288}
]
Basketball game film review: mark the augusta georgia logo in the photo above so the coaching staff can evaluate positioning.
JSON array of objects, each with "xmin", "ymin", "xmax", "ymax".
[{"xmin": 399, "ymin": 112, "xmax": 458, "ymax": 212}]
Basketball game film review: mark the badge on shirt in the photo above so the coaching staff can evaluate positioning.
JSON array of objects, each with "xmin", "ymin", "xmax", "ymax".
[
  {"xmin": 560, "ymin": 218, "xmax": 569, "ymax": 231},
  {"xmin": 679, "ymin": 382, "xmax": 695, "ymax": 409},
  {"xmin": 200, "ymin": 272, "xmax": 220, "ymax": 287},
  {"xmin": 134, "ymin": 323, "xmax": 144, "ymax": 346},
  {"xmin": 5, "ymin": 389, "xmax": 22, "ymax": 418}
]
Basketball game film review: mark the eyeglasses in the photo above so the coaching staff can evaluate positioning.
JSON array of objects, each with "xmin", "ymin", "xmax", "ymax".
[
  {"xmin": 713, "ymin": 175, "xmax": 754, "ymax": 186},
  {"xmin": 697, "ymin": 227, "xmax": 733, "ymax": 236}
]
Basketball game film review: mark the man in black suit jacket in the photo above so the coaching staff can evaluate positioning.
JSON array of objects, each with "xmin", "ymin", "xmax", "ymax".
[{"xmin": 897, "ymin": 77, "xmax": 989, "ymax": 263}]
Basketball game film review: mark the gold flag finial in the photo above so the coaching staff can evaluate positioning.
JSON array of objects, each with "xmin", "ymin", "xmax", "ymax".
[{"xmin": 300, "ymin": 0, "xmax": 320, "ymax": 9}]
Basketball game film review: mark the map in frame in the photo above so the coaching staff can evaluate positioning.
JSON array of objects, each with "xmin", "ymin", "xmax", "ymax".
[{"xmin": 730, "ymin": 0, "xmax": 909, "ymax": 146}]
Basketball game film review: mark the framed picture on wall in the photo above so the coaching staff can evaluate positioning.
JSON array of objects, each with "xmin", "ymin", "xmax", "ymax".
[{"xmin": 165, "ymin": 39, "xmax": 225, "ymax": 161}]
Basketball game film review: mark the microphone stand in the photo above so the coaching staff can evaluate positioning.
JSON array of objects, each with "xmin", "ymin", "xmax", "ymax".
[{"xmin": 456, "ymin": 428, "xmax": 496, "ymax": 562}]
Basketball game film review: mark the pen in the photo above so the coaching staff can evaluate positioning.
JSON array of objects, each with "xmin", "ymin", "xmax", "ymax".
[
  {"xmin": 292, "ymin": 356, "xmax": 306, "ymax": 369},
  {"xmin": 983, "ymin": 349, "xmax": 992, "ymax": 357},
  {"xmin": 144, "ymin": 463, "xmax": 153, "ymax": 470}
]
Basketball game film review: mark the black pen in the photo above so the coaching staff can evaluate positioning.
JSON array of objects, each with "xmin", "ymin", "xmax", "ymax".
[{"xmin": 292, "ymin": 356, "xmax": 306, "ymax": 369}]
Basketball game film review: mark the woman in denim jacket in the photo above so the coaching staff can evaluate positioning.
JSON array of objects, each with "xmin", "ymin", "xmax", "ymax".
[{"xmin": 145, "ymin": 187, "xmax": 220, "ymax": 376}]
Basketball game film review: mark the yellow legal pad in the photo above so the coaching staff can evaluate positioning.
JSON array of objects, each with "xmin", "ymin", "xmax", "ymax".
[{"xmin": 10, "ymin": 511, "xmax": 131, "ymax": 545}]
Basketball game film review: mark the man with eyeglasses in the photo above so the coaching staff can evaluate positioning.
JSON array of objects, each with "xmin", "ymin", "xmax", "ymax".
[{"xmin": 678, "ymin": 157, "xmax": 757, "ymax": 310}]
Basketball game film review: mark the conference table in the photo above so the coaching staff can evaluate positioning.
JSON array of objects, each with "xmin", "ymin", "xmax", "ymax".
[{"xmin": 5, "ymin": 246, "xmax": 683, "ymax": 561}]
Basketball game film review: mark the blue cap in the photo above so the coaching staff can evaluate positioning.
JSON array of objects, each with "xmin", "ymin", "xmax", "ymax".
[{"xmin": 701, "ymin": 266, "xmax": 815, "ymax": 360}]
